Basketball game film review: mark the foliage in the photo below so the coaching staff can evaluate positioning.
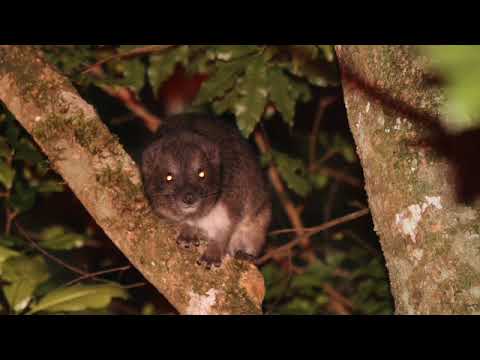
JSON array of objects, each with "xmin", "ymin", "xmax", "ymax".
[
  {"xmin": 0, "ymin": 105, "xmax": 130, "ymax": 315},
  {"xmin": 27, "ymin": 283, "xmax": 128, "ymax": 315},
  {"xmin": 421, "ymin": 45, "xmax": 480, "ymax": 133},
  {"xmin": 0, "ymin": 45, "xmax": 395, "ymax": 315},
  {"xmin": 262, "ymin": 234, "xmax": 392, "ymax": 315}
]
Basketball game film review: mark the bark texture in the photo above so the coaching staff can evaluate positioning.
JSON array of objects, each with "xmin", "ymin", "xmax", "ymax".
[
  {"xmin": 0, "ymin": 45, "xmax": 264, "ymax": 315},
  {"xmin": 336, "ymin": 45, "xmax": 480, "ymax": 314}
]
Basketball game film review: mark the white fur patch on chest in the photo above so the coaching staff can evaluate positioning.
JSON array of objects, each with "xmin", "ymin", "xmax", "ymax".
[{"xmin": 190, "ymin": 203, "xmax": 231, "ymax": 239}]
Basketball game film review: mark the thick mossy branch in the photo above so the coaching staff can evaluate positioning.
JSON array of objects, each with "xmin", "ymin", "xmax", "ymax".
[
  {"xmin": 0, "ymin": 45, "xmax": 264, "ymax": 315},
  {"xmin": 336, "ymin": 45, "xmax": 480, "ymax": 314}
]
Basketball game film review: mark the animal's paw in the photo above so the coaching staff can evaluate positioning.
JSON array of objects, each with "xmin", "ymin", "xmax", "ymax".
[
  {"xmin": 234, "ymin": 251, "xmax": 257, "ymax": 263},
  {"xmin": 197, "ymin": 253, "xmax": 222, "ymax": 270},
  {"xmin": 176, "ymin": 233, "xmax": 200, "ymax": 249}
]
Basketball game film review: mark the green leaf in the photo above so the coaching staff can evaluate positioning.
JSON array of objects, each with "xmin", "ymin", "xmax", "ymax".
[
  {"xmin": 194, "ymin": 57, "xmax": 250, "ymax": 106},
  {"xmin": 262, "ymin": 263, "xmax": 289, "ymax": 302},
  {"xmin": 278, "ymin": 298, "xmax": 315, "ymax": 315},
  {"xmin": 290, "ymin": 79, "xmax": 312, "ymax": 103},
  {"xmin": 35, "ymin": 160, "xmax": 51, "ymax": 177},
  {"xmin": 280, "ymin": 47, "xmax": 338, "ymax": 88},
  {"xmin": 234, "ymin": 56, "xmax": 269, "ymax": 137},
  {"xmin": 186, "ymin": 45, "xmax": 215, "ymax": 74},
  {"xmin": 118, "ymin": 58, "xmax": 145, "ymax": 94},
  {"xmin": 14, "ymin": 138, "xmax": 44, "ymax": 164},
  {"xmin": 0, "ymin": 137, "xmax": 12, "ymax": 159},
  {"xmin": 0, "ymin": 245, "xmax": 20, "ymax": 271},
  {"xmin": 209, "ymin": 45, "xmax": 259, "ymax": 61},
  {"xmin": 268, "ymin": 68, "xmax": 296, "ymax": 127},
  {"xmin": 212, "ymin": 86, "xmax": 240, "ymax": 115},
  {"xmin": 27, "ymin": 283, "xmax": 128, "ymax": 315},
  {"xmin": 41, "ymin": 45, "xmax": 97, "ymax": 77},
  {"xmin": 325, "ymin": 252, "xmax": 346, "ymax": 267},
  {"xmin": 142, "ymin": 303, "xmax": 156, "ymax": 315},
  {"xmin": 38, "ymin": 226, "xmax": 86, "ymax": 251},
  {"xmin": 318, "ymin": 45, "xmax": 336, "ymax": 62},
  {"xmin": 0, "ymin": 159, "xmax": 15, "ymax": 190},
  {"xmin": 105, "ymin": 58, "xmax": 146, "ymax": 94},
  {"xmin": 6, "ymin": 119, "xmax": 20, "ymax": 148},
  {"xmin": 148, "ymin": 46, "xmax": 190, "ymax": 93},
  {"xmin": 36, "ymin": 180, "xmax": 65, "ymax": 194},
  {"xmin": 315, "ymin": 294, "xmax": 330, "ymax": 306},
  {"xmin": 422, "ymin": 45, "xmax": 480, "ymax": 132},
  {"xmin": 9, "ymin": 181, "xmax": 36, "ymax": 213},
  {"xmin": 290, "ymin": 261, "xmax": 333, "ymax": 290},
  {"xmin": 311, "ymin": 173, "xmax": 329, "ymax": 189},
  {"xmin": 271, "ymin": 151, "xmax": 312, "ymax": 197},
  {"xmin": 333, "ymin": 134, "xmax": 357, "ymax": 163},
  {"xmin": 2, "ymin": 255, "xmax": 50, "ymax": 313},
  {"xmin": 260, "ymin": 152, "xmax": 273, "ymax": 168},
  {"xmin": 0, "ymin": 235, "xmax": 25, "ymax": 248}
]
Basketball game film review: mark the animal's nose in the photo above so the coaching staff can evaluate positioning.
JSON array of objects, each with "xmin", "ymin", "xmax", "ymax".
[{"xmin": 183, "ymin": 192, "xmax": 197, "ymax": 206}]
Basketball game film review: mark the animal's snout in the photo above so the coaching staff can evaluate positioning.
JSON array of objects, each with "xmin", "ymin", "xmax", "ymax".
[{"xmin": 183, "ymin": 192, "xmax": 198, "ymax": 206}]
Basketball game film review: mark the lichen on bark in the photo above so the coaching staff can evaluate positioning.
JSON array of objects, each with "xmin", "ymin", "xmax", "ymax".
[
  {"xmin": 0, "ymin": 45, "xmax": 264, "ymax": 315},
  {"xmin": 336, "ymin": 45, "xmax": 480, "ymax": 314}
]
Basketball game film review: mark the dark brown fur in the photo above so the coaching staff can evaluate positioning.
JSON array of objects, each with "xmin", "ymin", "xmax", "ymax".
[{"xmin": 141, "ymin": 113, "xmax": 271, "ymax": 268}]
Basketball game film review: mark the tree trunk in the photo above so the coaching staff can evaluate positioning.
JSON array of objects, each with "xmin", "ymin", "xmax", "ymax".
[
  {"xmin": 0, "ymin": 45, "xmax": 264, "ymax": 315},
  {"xmin": 336, "ymin": 45, "xmax": 480, "ymax": 314}
]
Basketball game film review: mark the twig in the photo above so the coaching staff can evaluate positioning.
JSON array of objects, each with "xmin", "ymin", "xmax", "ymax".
[
  {"xmin": 316, "ymin": 167, "xmax": 363, "ymax": 189},
  {"xmin": 342, "ymin": 229, "xmax": 382, "ymax": 257},
  {"xmin": 269, "ymin": 208, "xmax": 370, "ymax": 236},
  {"xmin": 322, "ymin": 180, "xmax": 340, "ymax": 241},
  {"xmin": 254, "ymin": 129, "xmax": 308, "ymax": 245},
  {"xmin": 309, "ymin": 96, "xmax": 338, "ymax": 170},
  {"xmin": 14, "ymin": 221, "xmax": 107, "ymax": 281},
  {"xmin": 257, "ymin": 208, "xmax": 370, "ymax": 264},
  {"xmin": 122, "ymin": 282, "xmax": 148, "ymax": 290},
  {"xmin": 81, "ymin": 45, "xmax": 177, "ymax": 74},
  {"xmin": 63, "ymin": 265, "xmax": 132, "ymax": 288},
  {"xmin": 99, "ymin": 84, "xmax": 162, "ymax": 133},
  {"xmin": 85, "ymin": 62, "xmax": 162, "ymax": 133},
  {"xmin": 317, "ymin": 149, "xmax": 339, "ymax": 165},
  {"xmin": 322, "ymin": 283, "xmax": 354, "ymax": 311},
  {"xmin": 5, "ymin": 208, "xmax": 18, "ymax": 236}
]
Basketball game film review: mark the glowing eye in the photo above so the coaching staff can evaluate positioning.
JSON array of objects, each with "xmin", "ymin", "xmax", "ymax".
[
  {"xmin": 198, "ymin": 170, "xmax": 206, "ymax": 179},
  {"xmin": 166, "ymin": 174, "xmax": 174, "ymax": 182}
]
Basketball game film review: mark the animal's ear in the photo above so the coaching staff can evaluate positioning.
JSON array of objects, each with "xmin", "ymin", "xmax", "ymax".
[
  {"xmin": 141, "ymin": 146, "xmax": 154, "ymax": 170},
  {"xmin": 141, "ymin": 141, "xmax": 162, "ymax": 175},
  {"xmin": 201, "ymin": 139, "xmax": 221, "ymax": 166}
]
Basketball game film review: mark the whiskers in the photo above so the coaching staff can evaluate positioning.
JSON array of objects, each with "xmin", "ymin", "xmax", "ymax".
[{"xmin": 201, "ymin": 191, "xmax": 221, "ymax": 199}]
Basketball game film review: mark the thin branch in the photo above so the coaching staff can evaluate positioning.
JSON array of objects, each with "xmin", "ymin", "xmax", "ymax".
[
  {"xmin": 317, "ymin": 149, "xmax": 339, "ymax": 165},
  {"xmin": 323, "ymin": 283, "xmax": 354, "ymax": 311},
  {"xmin": 269, "ymin": 208, "xmax": 370, "ymax": 236},
  {"xmin": 257, "ymin": 208, "xmax": 370, "ymax": 264},
  {"xmin": 122, "ymin": 282, "xmax": 148, "ymax": 290},
  {"xmin": 63, "ymin": 265, "xmax": 132, "ymax": 288},
  {"xmin": 342, "ymin": 229, "xmax": 382, "ymax": 257},
  {"xmin": 322, "ymin": 180, "xmax": 340, "ymax": 241},
  {"xmin": 99, "ymin": 84, "xmax": 162, "ymax": 133},
  {"xmin": 316, "ymin": 167, "xmax": 363, "ymax": 189},
  {"xmin": 254, "ymin": 129, "xmax": 308, "ymax": 245},
  {"xmin": 309, "ymin": 96, "xmax": 338, "ymax": 170},
  {"xmin": 5, "ymin": 208, "xmax": 18, "ymax": 236},
  {"xmin": 85, "ymin": 63, "xmax": 162, "ymax": 133},
  {"xmin": 81, "ymin": 45, "xmax": 177, "ymax": 74},
  {"xmin": 14, "ymin": 221, "xmax": 106, "ymax": 281}
]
